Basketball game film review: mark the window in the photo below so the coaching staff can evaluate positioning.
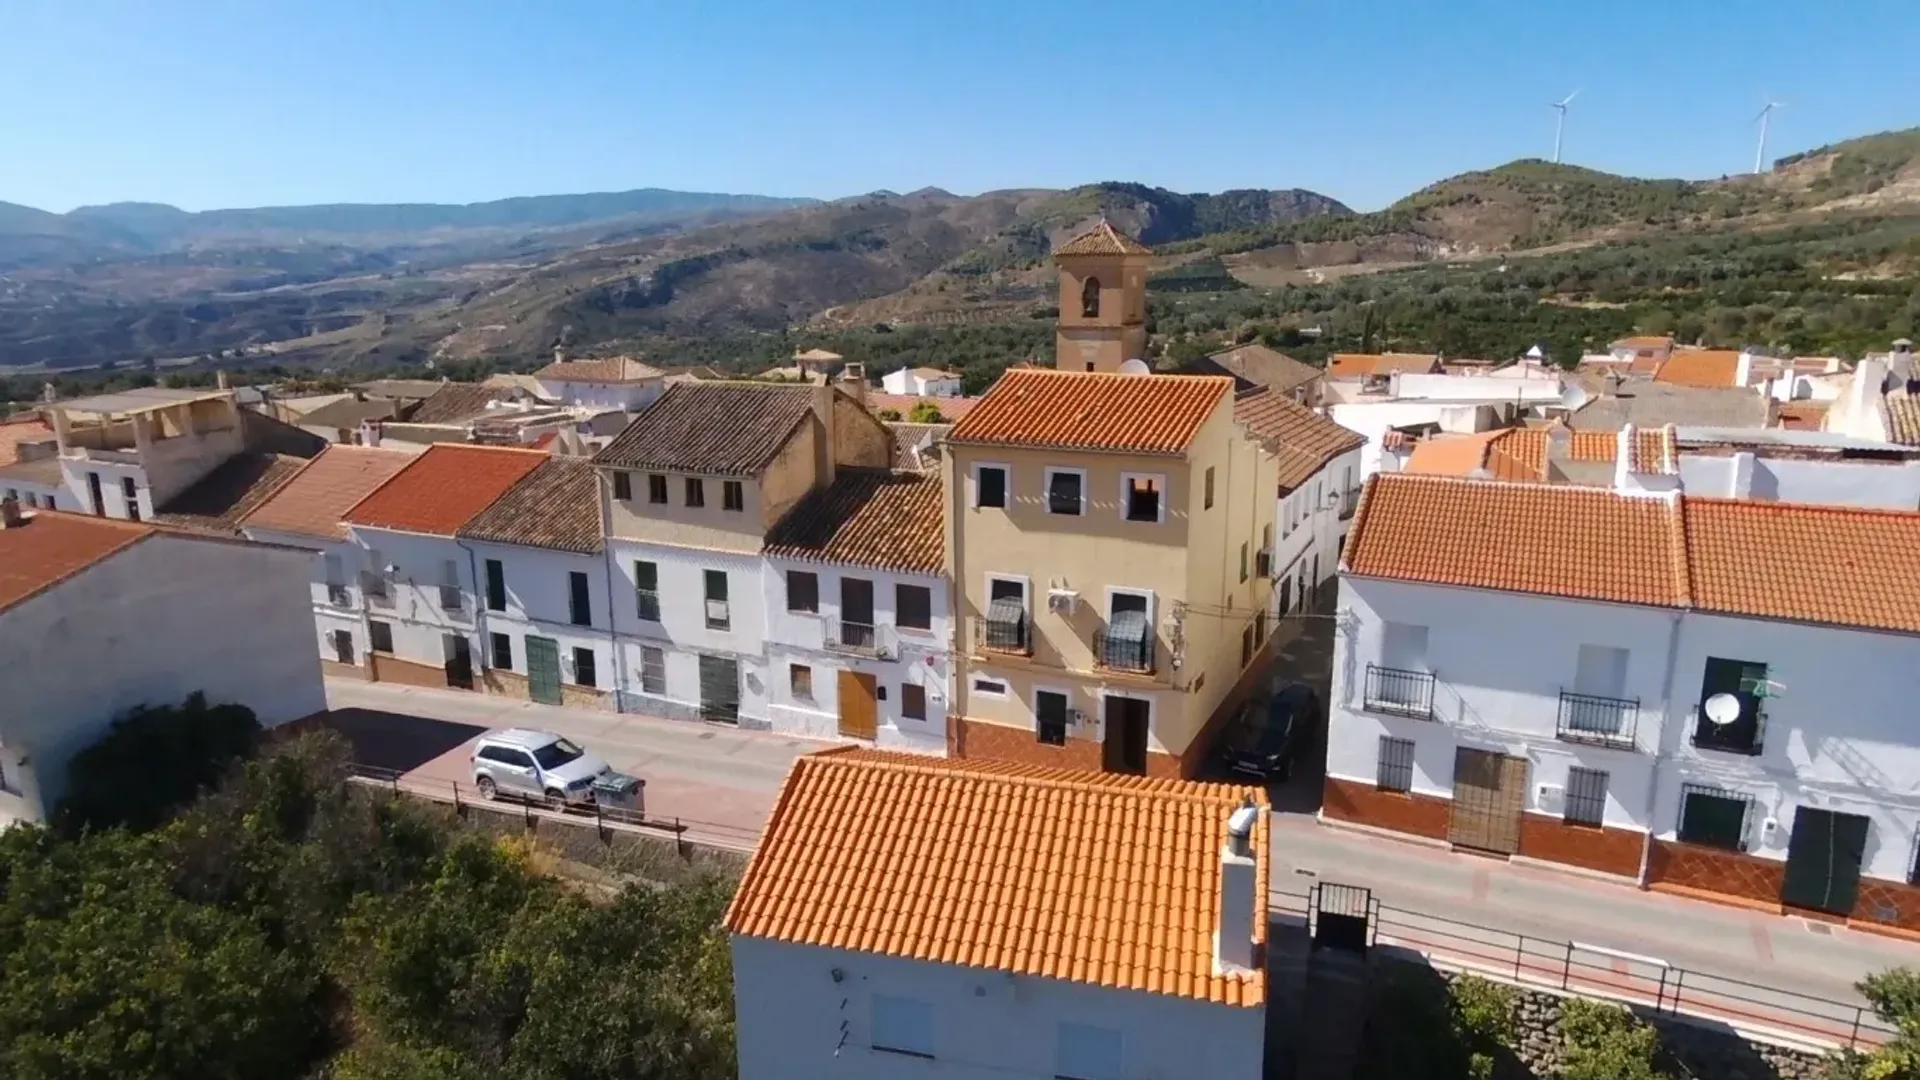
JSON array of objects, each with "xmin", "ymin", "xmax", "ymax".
[
  {"xmin": 368, "ymin": 620, "xmax": 395, "ymax": 654},
  {"xmin": 685, "ymin": 477, "xmax": 705, "ymax": 507},
  {"xmin": 573, "ymin": 647, "xmax": 597, "ymax": 688},
  {"xmin": 896, "ymin": 583, "xmax": 931, "ymax": 630},
  {"xmin": 870, "ymin": 994, "xmax": 934, "ymax": 1059},
  {"xmin": 1239, "ymin": 541, "xmax": 1249, "ymax": 583},
  {"xmin": 640, "ymin": 645, "xmax": 666, "ymax": 694},
  {"xmin": 1204, "ymin": 466, "xmax": 1215, "ymax": 509},
  {"xmin": 634, "ymin": 560, "xmax": 660, "ymax": 621},
  {"xmin": 1678, "ymin": 784, "xmax": 1751, "ymax": 851},
  {"xmin": 786, "ymin": 570, "xmax": 819, "ymax": 613},
  {"xmin": 1694, "ymin": 656, "xmax": 1768, "ymax": 754},
  {"xmin": 790, "ymin": 663, "xmax": 813, "ymax": 700},
  {"xmin": 122, "ymin": 476, "xmax": 140, "ymax": 521},
  {"xmin": 329, "ymin": 629, "xmax": 354, "ymax": 665},
  {"xmin": 901, "ymin": 683, "xmax": 927, "ymax": 721},
  {"xmin": 972, "ymin": 677, "xmax": 1008, "ymax": 697},
  {"xmin": 1564, "ymin": 767, "xmax": 1608, "ymax": 826},
  {"xmin": 1036, "ymin": 689, "xmax": 1070, "ymax": 746},
  {"xmin": 439, "ymin": 559, "xmax": 463, "ymax": 611},
  {"xmin": 568, "ymin": 571, "xmax": 591, "ymax": 626},
  {"xmin": 1376, "ymin": 736, "xmax": 1414, "ymax": 792},
  {"xmin": 612, "ymin": 471, "xmax": 632, "ymax": 501},
  {"xmin": 1056, "ymin": 1022, "xmax": 1122, "ymax": 1080},
  {"xmin": 485, "ymin": 558, "xmax": 506, "ymax": 611},
  {"xmin": 1278, "ymin": 577, "xmax": 1293, "ymax": 617},
  {"xmin": 1241, "ymin": 624, "xmax": 1255, "ymax": 668},
  {"xmin": 1255, "ymin": 611, "xmax": 1267, "ymax": 648},
  {"xmin": 647, "ymin": 473, "xmax": 668, "ymax": 504},
  {"xmin": 1046, "ymin": 468, "xmax": 1085, "ymax": 515},
  {"xmin": 974, "ymin": 464, "xmax": 1007, "ymax": 509},
  {"xmin": 722, "ymin": 479, "xmax": 744, "ymax": 512},
  {"xmin": 1080, "ymin": 275, "xmax": 1101, "ymax": 319},
  {"xmin": 1123, "ymin": 473, "xmax": 1162, "ymax": 522},
  {"xmin": 323, "ymin": 553, "xmax": 348, "ymax": 605},
  {"xmin": 704, "ymin": 568, "xmax": 730, "ymax": 630},
  {"xmin": 490, "ymin": 632, "xmax": 513, "ymax": 670}
]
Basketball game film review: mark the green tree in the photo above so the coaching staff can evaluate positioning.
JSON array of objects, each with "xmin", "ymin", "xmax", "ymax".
[
  {"xmin": 1558, "ymin": 998, "xmax": 1666, "ymax": 1080},
  {"xmin": 1829, "ymin": 968, "xmax": 1920, "ymax": 1079},
  {"xmin": 906, "ymin": 399, "xmax": 946, "ymax": 423},
  {"xmin": 57, "ymin": 692, "xmax": 261, "ymax": 835}
]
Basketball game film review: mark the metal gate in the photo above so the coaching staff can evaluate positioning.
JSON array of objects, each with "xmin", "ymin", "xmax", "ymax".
[
  {"xmin": 1781, "ymin": 807, "xmax": 1870, "ymax": 916},
  {"xmin": 1449, "ymin": 747, "xmax": 1527, "ymax": 855},
  {"xmin": 1308, "ymin": 882, "xmax": 1377, "ymax": 953},
  {"xmin": 698, "ymin": 655, "xmax": 740, "ymax": 723},
  {"xmin": 525, "ymin": 636, "xmax": 562, "ymax": 706}
]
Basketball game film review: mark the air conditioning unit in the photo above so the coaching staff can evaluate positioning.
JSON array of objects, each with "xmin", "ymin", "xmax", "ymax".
[
  {"xmin": 1066, "ymin": 708, "xmax": 1088, "ymax": 729},
  {"xmin": 1535, "ymin": 783, "xmax": 1564, "ymax": 811},
  {"xmin": 1255, "ymin": 548, "xmax": 1273, "ymax": 579},
  {"xmin": 1047, "ymin": 588, "xmax": 1079, "ymax": 616}
]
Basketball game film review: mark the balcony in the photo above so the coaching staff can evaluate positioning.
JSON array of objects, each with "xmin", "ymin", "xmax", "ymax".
[
  {"xmin": 1556, "ymin": 690, "xmax": 1639, "ymax": 750},
  {"xmin": 1691, "ymin": 704, "xmax": 1764, "ymax": 756},
  {"xmin": 1093, "ymin": 629, "xmax": 1155, "ymax": 674},
  {"xmin": 1362, "ymin": 664, "xmax": 1435, "ymax": 720},
  {"xmin": 827, "ymin": 620, "xmax": 888, "ymax": 658},
  {"xmin": 972, "ymin": 614, "xmax": 1030, "ymax": 657}
]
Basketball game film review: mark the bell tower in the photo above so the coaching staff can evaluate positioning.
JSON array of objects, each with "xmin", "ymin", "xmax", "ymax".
[{"xmin": 1052, "ymin": 220, "xmax": 1150, "ymax": 373}]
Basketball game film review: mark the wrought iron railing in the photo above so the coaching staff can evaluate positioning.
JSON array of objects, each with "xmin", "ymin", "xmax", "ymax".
[
  {"xmin": 972, "ymin": 614, "xmax": 1030, "ymax": 656},
  {"xmin": 1363, "ymin": 664, "xmax": 1435, "ymax": 720},
  {"xmin": 1093, "ymin": 629, "xmax": 1154, "ymax": 674},
  {"xmin": 1556, "ymin": 690, "xmax": 1639, "ymax": 750},
  {"xmin": 827, "ymin": 620, "xmax": 885, "ymax": 656}
]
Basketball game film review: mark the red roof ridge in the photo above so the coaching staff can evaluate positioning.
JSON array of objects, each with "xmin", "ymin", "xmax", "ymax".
[{"xmin": 802, "ymin": 745, "xmax": 1267, "ymax": 806}]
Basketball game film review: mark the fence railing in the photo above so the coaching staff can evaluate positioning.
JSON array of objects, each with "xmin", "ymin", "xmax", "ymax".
[
  {"xmin": 1271, "ymin": 889, "xmax": 1894, "ymax": 1052},
  {"xmin": 827, "ymin": 620, "xmax": 886, "ymax": 657},
  {"xmin": 1363, "ymin": 664, "xmax": 1435, "ymax": 720},
  {"xmin": 1093, "ymin": 629, "xmax": 1155, "ymax": 674},
  {"xmin": 1556, "ymin": 690, "xmax": 1640, "ymax": 750},
  {"xmin": 971, "ymin": 614, "xmax": 1030, "ymax": 656}
]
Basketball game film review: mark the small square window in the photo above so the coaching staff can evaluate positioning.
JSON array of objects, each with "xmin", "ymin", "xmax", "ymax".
[
  {"xmin": 1565, "ymin": 766, "xmax": 1608, "ymax": 827},
  {"xmin": 640, "ymin": 646, "xmax": 666, "ymax": 695},
  {"xmin": 896, "ymin": 583, "xmax": 932, "ymax": 630},
  {"xmin": 573, "ymin": 647, "xmax": 597, "ymax": 689},
  {"xmin": 871, "ymin": 994, "xmax": 934, "ymax": 1059},
  {"xmin": 976, "ymin": 465, "xmax": 1007, "ymax": 509},
  {"xmin": 612, "ymin": 471, "xmax": 632, "ymax": 501},
  {"xmin": 973, "ymin": 677, "xmax": 1008, "ymax": 697},
  {"xmin": 1123, "ymin": 474, "xmax": 1162, "ymax": 523},
  {"xmin": 722, "ymin": 479, "xmax": 744, "ymax": 512},
  {"xmin": 901, "ymin": 683, "xmax": 927, "ymax": 721},
  {"xmin": 490, "ymin": 632, "xmax": 512, "ymax": 670},
  {"xmin": 1204, "ymin": 465, "xmax": 1216, "ymax": 509},
  {"xmin": 685, "ymin": 477, "xmax": 706, "ymax": 508},
  {"xmin": 1046, "ymin": 469, "xmax": 1084, "ymax": 515},
  {"xmin": 790, "ymin": 663, "xmax": 813, "ymax": 700},
  {"xmin": 647, "ymin": 474, "xmax": 669, "ymax": 504},
  {"xmin": 368, "ymin": 620, "xmax": 395, "ymax": 654},
  {"xmin": 1376, "ymin": 736, "xmax": 1414, "ymax": 792},
  {"xmin": 1036, "ymin": 689, "xmax": 1069, "ymax": 746},
  {"xmin": 787, "ymin": 570, "xmax": 819, "ymax": 613},
  {"xmin": 1056, "ymin": 1021, "xmax": 1122, "ymax": 1080}
]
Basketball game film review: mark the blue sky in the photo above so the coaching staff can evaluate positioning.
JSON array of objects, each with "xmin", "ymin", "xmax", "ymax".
[{"xmin": 3, "ymin": 0, "xmax": 1914, "ymax": 214}]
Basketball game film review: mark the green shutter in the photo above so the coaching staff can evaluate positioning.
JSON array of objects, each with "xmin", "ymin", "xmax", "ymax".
[
  {"xmin": 635, "ymin": 560, "xmax": 657, "ymax": 590},
  {"xmin": 525, "ymin": 637, "xmax": 563, "ymax": 705},
  {"xmin": 705, "ymin": 569, "xmax": 728, "ymax": 602}
]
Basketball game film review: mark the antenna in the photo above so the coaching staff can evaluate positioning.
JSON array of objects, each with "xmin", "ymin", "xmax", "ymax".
[
  {"xmin": 1753, "ymin": 99, "xmax": 1783, "ymax": 174},
  {"xmin": 1550, "ymin": 89, "xmax": 1579, "ymax": 164},
  {"xmin": 1703, "ymin": 693, "xmax": 1742, "ymax": 726}
]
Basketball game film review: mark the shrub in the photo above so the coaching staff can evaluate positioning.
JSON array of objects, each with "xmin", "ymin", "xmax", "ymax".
[
  {"xmin": 56, "ymin": 692, "xmax": 261, "ymax": 835},
  {"xmin": 1558, "ymin": 998, "xmax": 1666, "ymax": 1080}
]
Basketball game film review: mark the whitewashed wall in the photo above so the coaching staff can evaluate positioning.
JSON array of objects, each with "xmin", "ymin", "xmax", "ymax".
[
  {"xmin": 464, "ymin": 539, "xmax": 617, "ymax": 694},
  {"xmin": 346, "ymin": 527, "xmax": 482, "ymax": 670},
  {"xmin": 607, "ymin": 539, "xmax": 769, "ymax": 725}
]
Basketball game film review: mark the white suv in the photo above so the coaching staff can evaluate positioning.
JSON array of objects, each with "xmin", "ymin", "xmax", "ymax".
[{"xmin": 471, "ymin": 728, "xmax": 610, "ymax": 809}]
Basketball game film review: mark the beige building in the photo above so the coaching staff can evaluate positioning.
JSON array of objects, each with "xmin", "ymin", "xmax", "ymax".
[
  {"xmin": 1053, "ymin": 220, "xmax": 1151, "ymax": 373},
  {"xmin": 942, "ymin": 367, "xmax": 1279, "ymax": 777}
]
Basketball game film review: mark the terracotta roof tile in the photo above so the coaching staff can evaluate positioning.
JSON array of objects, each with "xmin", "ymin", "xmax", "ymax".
[
  {"xmin": 725, "ymin": 748, "xmax": 1268, "ymax": 1006},
  {"xmin": 866, "ymin": 392, "xmax": 979, "ymax": 422},
  {"xmin": 1402, "ymin": 430, "xmax": 1508, "ymax": 478},
  {"xmin": 593, "ymin": 382, "xmax": 817, "ymax": 476},
  {"xmin": 764, "ymin": 470, "xmax": 943, "ymax": 574},
  {"xmin": 534, "ymin": 356, "xmax": 663, "ymax": 383},
  {"xmin": 1684, "ymin": 499, "xmax": 1920, "ymax": 634},
  {"xmin": 242, "ymin": 446, "xmax": 415, "ymax": 541},
  {"xmin": 409, "ymin": 382, "xmax": 513, "ymax": 425},
  {"xmin": 884, "ymin": 422, "xmax": 949, "ymax": 471},
  {"xmin": 457, "ymin": 457, "xmax": 604, "ymax": 555},
  {"xmin": 343, "ymin": 444, "xmax": 547, "ymax": 536},
  {"xmin": 1466, "ymin": 428, "xmax": 1676, "ymax": 481},
  {"xmin": 949, "ymin": 370, "xmax": 1230, "ymax": 456},
  {"xmin": 1343, "ymin": 473, "xmax": 1691, "ymax": 608},
  {"xmin": 1885, "ymin": 390, "xmax": 1920, "ymax": 446},
  {"xmin": 1654, "ymin": 350, "xmax": 1743, "ymax": 388},
  {"xmin": 1613, "ymin": 335, "xmax": 1675, "ymax": 351},
  {"xmin": 0, "ymin": 415, "xmax": 56, "ymax": 468},
  {"xmin": 1233, "ymin": 389, "xmax": 1364, "ymax": 489},
  {"xmin": 154, "ymin": 453, "xmax": 309, "ymax": 534},
  {"xmin": 1054, "ymin": 220, "xmax": 1151, "ymax": 257},
  {"xmin": 0, "ymin": 511, "xmax": 156, "ymax": 613},
  {"xmin": 1773, "ymin": 400, "xmax": 1830, "ymax": 432},
  {"xmin": 1191, "ymin": 344, "xmax": 1323, "ymax": 396},
  {"xmin": 1327, "ymin": 353, "xmax": 1441, "ymax": 378}
]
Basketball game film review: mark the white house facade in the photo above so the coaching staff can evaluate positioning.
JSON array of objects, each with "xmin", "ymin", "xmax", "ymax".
[
  {"xmin": 1231, "ymin": 389, "xmax": 1366, "ymax": 618},
  {"xmin": 607, "ymin": 539, "xmax": 770, "ymax": 725},
  {"xmin": 533, "ymin": 354, "xmax": 667, "ymax": 413},
  {"xmin": 881, "ymin": 367, "xmax": 962, "ymax": 398}
]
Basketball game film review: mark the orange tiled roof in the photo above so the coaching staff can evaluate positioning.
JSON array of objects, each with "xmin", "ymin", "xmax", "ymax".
[
  {"xmin": 1654, "ymin": 350, "xmax": 1742, "ymax": 388},
  {"xmin": 1402, "ymin": 430, "xmax": 1509, "ymax": 478},
  {"xmin": 725, "ymin": 748, "xmax": 1268, "ymax": 1006},
  {"xmin": 763, "ymin": 470, "xmax": 944, "ymax": 574},
  {"xmin": 1054, "ymin": 220, "xmax": 1151, "ymax": 257},
  {"xmin": 0, "ymin": 510, "xmax": 155, "ymax": 613},
  {"xmin": 0, "ymin": 415, "xmax": 55, "ymax": 468},
  {"xmin": 1885, "ymin": 390, "xmax": 1920, "ymax": 447},
  {"xmin": 343, "ymin": 443, "xmax": 547, "ymax": 536},
  {"xmin": 1234, "ymin": 389, "xmax": 1365, "ymax": 489},
  {"xmin": 1773, "ymin": 400, "xmax": 1830, "ymax": 432},
  {"xmin": 1684, "ymin": 498, "xmax": 1920, "ymax": 634},
  {"xmin": 1470, "ymin": 427, "xmax": 1676, "ymax": 481},
  {"xmin": 1326, "ymin": 352, "xmax": 1441, "ymax": 378},
  {"xmin": 1613, "ymin": 335, "xmax": 1675, "ymax": 351},
  {"xmin": 949, "ymin": 370, "xmax": 1230, "ymax": 456},
  {"xmin": 242, "ymin": 445, "xmax": 414, "ymax": 541},
  {"xmin": 867, "ymin": 392, "xmax": 979, "ymax": 422}
]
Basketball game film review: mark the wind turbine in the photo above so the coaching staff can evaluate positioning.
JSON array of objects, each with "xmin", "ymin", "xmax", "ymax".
[
  {"xmin": 1551, "ymin": 90, "xmax": 1580, "ymax": 164},
  {"xmin": 1753, "ymin": 99, "xmax": 1784, "ymax": 174}
]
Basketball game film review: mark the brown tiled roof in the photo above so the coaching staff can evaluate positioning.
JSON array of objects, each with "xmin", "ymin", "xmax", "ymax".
[
  {"xmin": 1232, "ymin": 389, "xmax": 1364, "ymax": 489},
  {"xmin": 0, "ymin": 415, "xmax": 55, "ymax": 467},
  {"xmin": 0, "ymin": 511, "xmax": 155, "ymax": 613},
  {"xmin": 1343, "ymin": 473, "xmax": 1691, "ymax": 609},
  {"xmin": 534, "ymin": 356, "xmax": 662, "ymax": 383},
  {"xmin": 295, "ymin": 397, "xmax": 403, "ymax": 430},
  {"xmin": 354, "ymin": 378, "xmax": 449, "ymax": 401},
  {"xmin": 763, "ymin": 470, "xmax": 942, "ymax": 574},
  {"xmin": 725, "ymin": 748, "xmax": 1268, "ymax": 1006},
  {"xmin": 1193, "ymin": 344, "xmax": 1322, "ymax": 396},
  {"xmin": 1612, "ymin": 335, "xmax": 1675, "ymax": 351},
  {"xmin": 866, "ymin": 392, "xmax": 979, "ymax": 422},
  {"xmin": 884, "ymin": 422, "xmax": 949, "ymax": 471},
  {"xmin": 241, "ymin": 445, "xmax": 415, "ymax": 541},
  {"xmin": 409, "ymin": 382, "xmax": 510, "ymax": 425},
  {"xmin": 1053, "ymin": 219, "xmax": 1151, "ymax": 257},
  {"xmin": 457, "ymin": 457, "xmax": 604, "ymax": 555},
  {"xmin": 1684, "ymin": 499, "xmax": 1920, "ymax": 635},
  {"xmin": 155, "ymin": 453, "xmax": 308, "ymax": 534},
  {"xmin": 1655, "ymin": 349, "xmax": 1743, "ymax": 388},
  {"xmin": 593, "ymin": 382, "xmax": 816, "ymax": 476},
  {"xmin": 949, "ymin": 370, "xmax": 1230, "ymax": 456},
  {"xmin": 1326, "ymin": 352, "xmax": 1442, "ymax": 378},
  {"xmin": 1773, "ymin": 400, "xmax": 1830, "ymax": 432},
  {"xmin": 1885, "ymin": 391, "xmax": 1920, "ymax": 446},
  {"xmin": 344, "ymin": 444, "xmax": 547, "ymax": 536}
]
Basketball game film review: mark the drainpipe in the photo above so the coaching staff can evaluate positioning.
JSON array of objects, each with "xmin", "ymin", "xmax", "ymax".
[
  {"xmin": 599, "ymin": 471, "xmax": 631, "ymax": 713},
  {"xmin": 1637, "ymin": 605, "xmax": 1687, "ymax": 887},
  {"xmin": 455, "ymin": 537, "xmax": 487, "ymax": 689}
]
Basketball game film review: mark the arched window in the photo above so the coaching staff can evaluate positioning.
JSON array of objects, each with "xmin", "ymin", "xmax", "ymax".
[{"xmin": 1081, "ymin": 276, "xmax": 1101, "ymax": 319}]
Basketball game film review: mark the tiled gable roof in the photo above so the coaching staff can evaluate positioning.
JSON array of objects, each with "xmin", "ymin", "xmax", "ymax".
[
  {"xmin": 593, "ymin": 382, "xmax": 816, "ymax": 476},
  {"xmin": 457, "ymin": 457, "xmax": 604, "ymax": 555},
  {"xmin": 154, "ymin": 453, "xmax": 309, "ymax": 535},
  {"xmin": 1194, "ymin": 344, "xmax": 1323, "ymax": 396},
  {"xmin": 1053, "ymin": 220, "xmax": 1151, "ymax": 257},
  {"xmin": 0, "ymin": 511, "xmax": 155, "ymax": 613},
  {"xmin": 1327, "ymin": 352, "xmax": 1442, "ymax": 378},
  {"xmin": 1465, "ymin": 427, "xmax": 1676, "ymax": 482},
  {"xmin": 866, "ymin": 392, "xmax": 979, "ymax": 422},
  {"xmin": 241, "ymin": 446, "xmax": 414, "ymax": 541},
  {"xmin": 1655, "ymin": 350, "xmax": 1742, "ymax": 388},
  {"xmin": 949, "ymin": 370, "xmax": 1230, "ymax": 456},
  {"xmin": 725, "ymin": 748, "xmax": 1268, "ymax": 1006},
  {"xmin": 763, "ymin": 470, "xmax": 942, "ymax": 574},
  {"xmin": 343, "ymin": 444, "xmax": 547, "ymax": 536},
  {"xmin": 1885, "ymin": 390, "xmax": 1920, "ymax": 446},
  {"xmin": 1683, "ymin": 499, "xmax": 1920, "ymax": 635},
  {"xmin": 534, "ymin": 356, "xmax": 662, "ymax": 383},
  {"xmin": 884, "ymin": 422, "xmax": 949, "ymax": 472},
  {"xmin": 1232, "ymin": 389, "xmax": 1364, "ymax": 489},
  {"xmin": 409, "ymin": 382, "xmax": 510, "ymax": 425}
]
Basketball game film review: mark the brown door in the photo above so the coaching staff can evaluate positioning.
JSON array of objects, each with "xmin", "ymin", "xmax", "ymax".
[
  {"xmin": 838, "ymin": 671, "xmax": 878, "ymax": 740},
  {"xmin": 1449, "ymin": 748, "xmax": 1527, "ymax": 855}
]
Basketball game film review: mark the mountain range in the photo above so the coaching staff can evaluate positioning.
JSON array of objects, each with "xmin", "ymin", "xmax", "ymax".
[{"xmin": 2, "ymin": 127, "xmax": 1917, "ymax": 376}]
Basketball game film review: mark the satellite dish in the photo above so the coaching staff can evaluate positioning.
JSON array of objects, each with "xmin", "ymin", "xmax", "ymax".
[
  {"xmin": 1116, "ymin": 359, "xmax": 1152, "ymax": 375},
  {"xmin": 1703, "ymin": 693, "xmax": 1742, "ymax": 726}
]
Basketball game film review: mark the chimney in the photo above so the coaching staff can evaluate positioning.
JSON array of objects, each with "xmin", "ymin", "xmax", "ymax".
[
  {"xmin": 1215, "ymin": 802, "xmax": 1260, "ymax": 973},
  {"xmin": 0, "ymin": 494, "xmax": 24, "ymax": 529},
  {"xmin": 837, "ymin": 362, "xmax": 869, "ymax": 411},
  {"xmin": 1892, "ymin": 339, "xmax": 1915, "ymax": 389},
  {"xmin": 1545, "ymin": 417, "xmax": 1572, "ymax": 463},
  {"xmin": 1612, "ymin": 424, "xmax": 1637, "ymax": 490},
  {"xmin": 553, "ymin": 345, "xmax": 567, "ymax": 366},
  {"xmin": 217, "ymin": 370, "xmax": 230, "ymax": 390},
  {"xmin": 41, "ymin": 382, "xmax": 56, "ymax": 403},
  {"xmin": 1735, "ymin": 350, "xmax": 1754, "ymax": 388}
]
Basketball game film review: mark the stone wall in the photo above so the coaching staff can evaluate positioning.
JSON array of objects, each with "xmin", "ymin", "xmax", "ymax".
[{"xmin": 1503, "ymin": 983, "xmax": 1829, "ymax": 1080}]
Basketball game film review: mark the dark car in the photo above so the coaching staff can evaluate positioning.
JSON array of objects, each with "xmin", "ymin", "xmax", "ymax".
[{"xmin": 1221, "ymin": 683, "xmax": 1318, "ymax": 781}]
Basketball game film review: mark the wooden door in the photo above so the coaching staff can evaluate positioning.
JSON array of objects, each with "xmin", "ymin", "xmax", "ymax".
[
  {"xmin": 838, "ymin": 670, "xmax": 878, "ymax": 740},
  {"xmin": 525, "ymin": 636, "xmax": 563, "ymax": 705},
  {"xmin": 698, "ymin": 655, "xmax": 740, "ymax": 723},
  {"xmin": 1448, "ymin": 748, "xmax": 1526, "ymax": 855},
  {"xmin": 1781, "ymin": 808, "xmax": 1870, "ymax": 916},
  {"xmin": 443, "ymin": 635, "xmax": 474, "ymax": 690}
]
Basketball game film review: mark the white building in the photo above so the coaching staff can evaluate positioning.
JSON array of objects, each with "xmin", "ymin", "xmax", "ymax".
[
  {"xmin": 341, "ymin": 443, "xmax": 548, "ymax": 691},
  {"xmin": 761, "ymin": 470, "xmax": 950, "ymax": 752},
  {"xmin": 881, "ymin": 366, "xmax": 962, "ymax": 398},
  {"xmin": 0, "ymin": 413, "xmax": 73, "ymax": 511},
  {"xmin": 456, "ymin": 456, "xmax": 618, "ymax": 708},
  {"xmin": 35, "ymin": 387, "xmax": 249, "ymax": 521},
  {"xmin": 533, "ymin": 352, "xmax": 667, "ymax": 413},
  {"xmin": 238, "ymin": 445, "xmax": 415, "ymax": 677},
  {"xmin": 1325, "ymin": 472, "xmax": 1920, "ymax": 934},
  {"xmin": 1232, "ymin": 388, "xmax": 1366, "ymax": 609},
  {"xmin": 726, "ymin": 748, "xmax": 1270, "ymax": 1080},
  {"xmin": 0, "ymin": 502, "xmax": 325, "ymax": 826}
]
